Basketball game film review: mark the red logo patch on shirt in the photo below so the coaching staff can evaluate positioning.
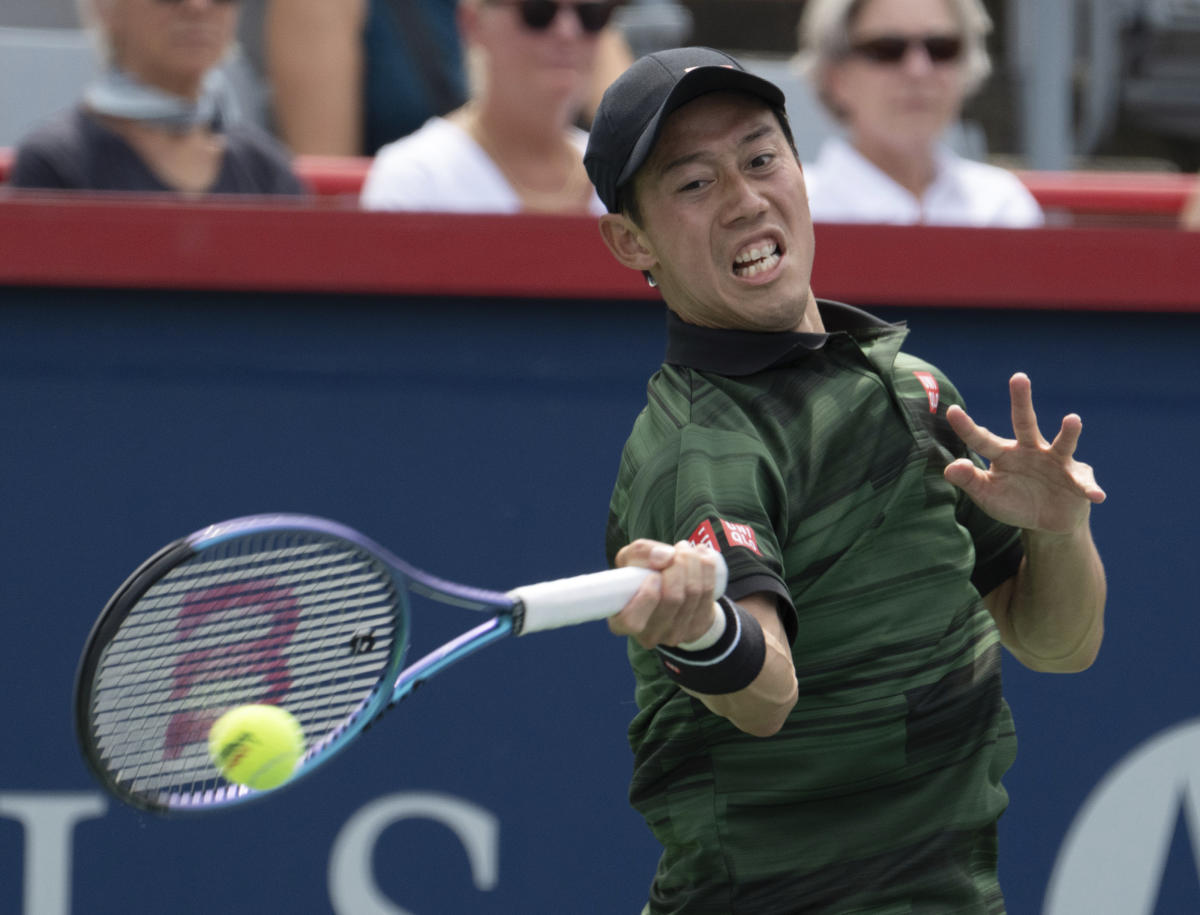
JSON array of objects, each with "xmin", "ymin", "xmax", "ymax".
[
  {"xmin": 688, "ymin": 519, "xmax": 720, "ymax": 552},
  {"xmin": 689, "ymin": 518, "xmax": 763, "ymax": 555},
  {"xmin": 720, "ymin": 519, "xmax": 762, "ymax": 555},
  {"xmin": 913, "ymin": 371, "xmax": 940, "ymax": 413}
]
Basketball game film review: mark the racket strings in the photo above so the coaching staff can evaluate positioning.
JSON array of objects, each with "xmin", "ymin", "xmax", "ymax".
[
  {"xmin": 86, "ymin": 532, "xmax": 405, "ymax": 807},
  {"xmin": 95, "ymin": 573, "xmax": 391, "ymax": 682}
]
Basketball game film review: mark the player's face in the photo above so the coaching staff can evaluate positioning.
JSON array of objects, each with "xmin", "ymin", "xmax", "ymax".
[
  {"xmin": 102, "ymin": 0, "xmax": 238, "ymax": 97},
  {"xmin": 827, "ymin": 0, "xmax": 967, "ymax": 157},
  {"xmin": 630, "ymin": 92, "xmax": 818, "ymax": 333}
]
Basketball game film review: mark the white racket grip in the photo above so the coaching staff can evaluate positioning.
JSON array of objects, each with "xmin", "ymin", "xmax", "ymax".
[
  {"xmin": 676, "ymin": 602, "xmax": 728, "ymax": 652},
  {"xmin": 510, "ymin": 555, "xmax": 728, "ymax": 635}
]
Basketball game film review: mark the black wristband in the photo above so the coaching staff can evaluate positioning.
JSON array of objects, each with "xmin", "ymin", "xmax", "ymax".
[{"xmin": 656, "ymin": 597, "xmax": 766, "ymax": 695}]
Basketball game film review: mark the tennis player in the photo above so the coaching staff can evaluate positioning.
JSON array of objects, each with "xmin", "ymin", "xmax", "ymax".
[{"xmin": 584, "ymin": 47, "xmax": 1106, "ymax": 914}]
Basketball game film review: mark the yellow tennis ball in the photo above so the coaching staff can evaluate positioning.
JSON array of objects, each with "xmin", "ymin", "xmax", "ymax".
[{"xmin": 208, "ymin": 704, "xmax": 305, "ymax": 791}]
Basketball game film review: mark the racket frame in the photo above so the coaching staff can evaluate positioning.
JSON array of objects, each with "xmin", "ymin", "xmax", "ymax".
[
  {"xmin": 74, "ymin": 513, "xmax": 724, "ymax": 814},
  {"xmin": 75, "ymin": 516, "xmax": 421, "ymax": 813}
]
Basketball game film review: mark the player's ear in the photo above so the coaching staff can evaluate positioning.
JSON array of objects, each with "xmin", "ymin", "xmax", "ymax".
[{"xmin": 599, "ymin": 214, "xmax": 657, "ymax": 273}]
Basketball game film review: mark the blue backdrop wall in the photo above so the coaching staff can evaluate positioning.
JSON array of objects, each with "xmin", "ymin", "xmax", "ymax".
[{"xmin": 2, "ymin": 289, "xmax": 1197, "ymax": 914}]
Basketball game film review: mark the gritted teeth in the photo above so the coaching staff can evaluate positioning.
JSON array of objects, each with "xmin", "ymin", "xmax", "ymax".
[
  {"xmin": 734, "ymin": 241, "xmax": 779, "ymax": 264},
  {"xmin": 733, "ymin": 240, "xmax": 781, "ymax": 277}
]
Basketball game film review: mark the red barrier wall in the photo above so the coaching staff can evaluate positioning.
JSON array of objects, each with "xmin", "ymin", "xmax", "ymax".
[
  {"xmin": 1, "ymin": 193, "xmax": 1197, "ymax": 311},
  {"xmin": 2, "ymin": 147, "xmax": 1195, "ymax": 218}
]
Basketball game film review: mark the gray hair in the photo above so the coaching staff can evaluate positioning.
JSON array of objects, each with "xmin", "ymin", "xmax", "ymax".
[
  {"xmin": 75, "ymin": 0, "xmax": 113, "ymax": 63},
  {"xmin": 794, "ymin": 0, "xmax": 993, "ymax": 119}
]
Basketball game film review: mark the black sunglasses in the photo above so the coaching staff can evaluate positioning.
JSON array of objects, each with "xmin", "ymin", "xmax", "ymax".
[
  {"xmin": 490, "ymin": 0, "xmax": 616, "ymax": 34},
  {"xmin": 850, "ymin": 34, "xmax": 964, "ymax": 64}
]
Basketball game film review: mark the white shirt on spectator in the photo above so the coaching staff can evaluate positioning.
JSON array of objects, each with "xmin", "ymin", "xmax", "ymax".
[
  {"xmin": 361, "ymin": 116, "xmax": 605, "ymax": 215},
  {"xmin": 803, "ymin": 135, "xmax": 1043, "ymax": 227}
]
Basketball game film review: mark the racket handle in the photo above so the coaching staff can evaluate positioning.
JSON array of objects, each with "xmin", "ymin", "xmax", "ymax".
[
  {"xmin": 510, "ymin": 555, "xmax": 728, "ymax": 635},
  {"xmin": 676, "ymin": 603, "xmax": 727, "ymax": 652}
]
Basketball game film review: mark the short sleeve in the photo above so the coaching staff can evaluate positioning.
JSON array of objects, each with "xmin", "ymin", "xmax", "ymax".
[
  {"xmin": 607, "ymin": 423, "xmax": 799, "ymax": 645},
  {"xmin": 894, "ymin": 356, "xmax": 1024, "ymax": 597},
  {"xmin": 9, "ymin": 144, "xmax": 72, "ymax": 189}
]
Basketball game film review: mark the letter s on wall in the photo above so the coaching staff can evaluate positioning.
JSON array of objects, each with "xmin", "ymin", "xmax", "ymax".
[{"xmin": 328, "ymin": 792, "xmax": 499, "ymax": 915}]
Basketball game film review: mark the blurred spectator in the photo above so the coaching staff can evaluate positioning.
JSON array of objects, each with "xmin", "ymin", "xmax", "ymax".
[
  {"xmin": 360, "ymin": 0, "xmax": 611, "ymax": 214},
  {"xmin": 1181, "ymin": 175, "xmax": 1200, "ymax": 230},
  {"xmin": 795, "ymin": 0, "xmax": 1043, "ymax": 227},
  {"xmin": 9, "ymin": 0, "xmax": 303, "ymax": 195},
  {"xmin": 263, "ymin": 0, "xmax": 463, "ymax": 157},
  {"xmin": 263, "ymin": 0, "xmax": 634, "ymax": 157}
]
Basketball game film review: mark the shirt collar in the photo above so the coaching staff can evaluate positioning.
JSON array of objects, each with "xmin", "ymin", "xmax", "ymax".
[
  {"xmin": 664, "ymin": 300, "xmax": 903, "ymax": 376},
  {"xmin": 824, "ymin": 135, "xmax": 959, "ymax": 184},
  {"xmin": 819, "ymin": 136, "xmax": 969, "ymax": 215}
]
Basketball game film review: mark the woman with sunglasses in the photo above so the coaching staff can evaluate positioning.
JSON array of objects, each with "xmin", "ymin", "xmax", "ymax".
[
  {"xmin": 360, "ymin": 0, "xmax": 615, "ymax": 214},
  {"xmin": 264, "ymin": 0, "xmax": 636, "ymax": 159},
  {"xmin": 794, "ymin": 0, "xmax": 1042, "ymax": 227},
  {"xmin": 9, "ymin": 0, "xmax": 304, "ymax": 195}
]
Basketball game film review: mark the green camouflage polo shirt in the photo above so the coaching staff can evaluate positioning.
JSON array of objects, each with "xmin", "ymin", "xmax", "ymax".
[{"xmin": 606, "ymin": 301, "xmax": 1023, "ymax": 914}]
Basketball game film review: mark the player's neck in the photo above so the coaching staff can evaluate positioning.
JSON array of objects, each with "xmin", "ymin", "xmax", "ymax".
[{"xmin": 792, "ymin": 290, "xmax": 825, "ymax": 334}]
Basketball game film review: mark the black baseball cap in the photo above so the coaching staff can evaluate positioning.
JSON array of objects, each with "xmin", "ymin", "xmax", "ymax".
[{"xmin": 584, "ymin": 46, "xmax": 791, "ymax": 213}]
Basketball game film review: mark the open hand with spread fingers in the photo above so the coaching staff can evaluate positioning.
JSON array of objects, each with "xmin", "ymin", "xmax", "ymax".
[{"xmin": 943, "ymin": 373, "xmax": 1106, "ymax": 535}]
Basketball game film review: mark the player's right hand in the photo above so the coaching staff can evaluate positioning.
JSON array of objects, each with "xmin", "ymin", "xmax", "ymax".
[{"xmin": 609, "ymin": 539, "xmax": 722, "ymax": 649}]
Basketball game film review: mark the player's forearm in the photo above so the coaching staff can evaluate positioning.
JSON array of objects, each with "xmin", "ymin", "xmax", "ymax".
[
  {"xmin": 1006, "ymin": 524, "xmax": 1106, "ymax": 672},
  {"xmin": 666, "ymin": 593, "xmax": 797, "ymax": 737},
  {"xmin": 688, "ymin": 627, "xmax": 798, "ymax": 737}
]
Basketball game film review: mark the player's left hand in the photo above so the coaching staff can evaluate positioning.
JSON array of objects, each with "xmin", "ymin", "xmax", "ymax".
[{"xmin": 944, "ymin": 372, "xmax": 1106, "ymax": 535}]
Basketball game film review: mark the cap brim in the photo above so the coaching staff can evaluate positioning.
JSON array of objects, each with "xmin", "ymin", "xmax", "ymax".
[{"xmin": 615, "ymin": 66, "xmax": 787, "ymax": 191}]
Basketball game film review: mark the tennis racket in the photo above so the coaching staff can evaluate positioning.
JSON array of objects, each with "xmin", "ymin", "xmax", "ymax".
[{"xmin": 74, "ymin": 513, "xmax": 727, "ymax": 814}]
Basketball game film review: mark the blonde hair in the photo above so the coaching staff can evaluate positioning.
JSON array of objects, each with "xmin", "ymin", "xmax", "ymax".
[{"xmin": 795, "ymin": 0, "xmax": 993, "ymax": 119}]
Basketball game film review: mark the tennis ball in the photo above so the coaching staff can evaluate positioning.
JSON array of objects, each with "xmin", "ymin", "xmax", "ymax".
[{"xmin": 208, "ymin": 704, "xmax": 305, "ymax": 791}]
